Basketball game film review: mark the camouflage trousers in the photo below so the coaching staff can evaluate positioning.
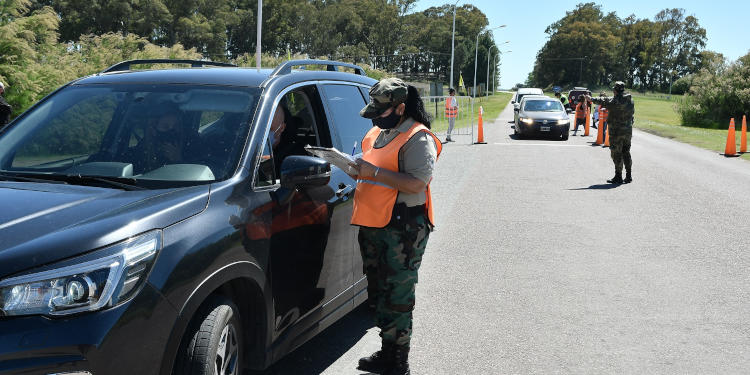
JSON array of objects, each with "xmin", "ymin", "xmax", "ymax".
[
  {"xmin": 609, "ymin": 128, "xmax": 632, "ymax": 174},
  {"xmin": 358, "ymin": 213, "xmax": 431, "ymax": 349}
]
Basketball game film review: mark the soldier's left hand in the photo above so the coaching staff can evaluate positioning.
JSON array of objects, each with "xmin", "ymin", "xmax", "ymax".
[{"xmin": 353, "ymin": 158, "xmax": 378, "ymax": 178}]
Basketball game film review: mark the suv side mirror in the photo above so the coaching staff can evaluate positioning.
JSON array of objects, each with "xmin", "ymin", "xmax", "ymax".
[
  {"xmin": 514, "ymin": 106, "xmax": 519, "ymax": 112},
  {"xmin": 280, "ymin": 155, "xmax": 330, "ymax": 188}
]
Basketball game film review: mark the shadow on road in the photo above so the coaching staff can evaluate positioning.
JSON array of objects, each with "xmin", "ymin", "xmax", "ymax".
[
  {"xmin": 568, "ymin": 183, "xmax": 621, "ymax": 190},
  {"xmin": 258, "ymin": 304, "xmax": 374, "ymax": 375}
]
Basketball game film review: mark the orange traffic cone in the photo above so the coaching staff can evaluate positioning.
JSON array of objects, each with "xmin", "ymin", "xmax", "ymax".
[
  {"xmin": 475, "ymin": 106, "xmax": 486, "ymax": 144},
  {"xmin": 724, "ymin": 118, "xmax": 737, "ymax": 157},
  {"xmin": 741, "ymin": 115, "xmax": 747, "ymax": 153},
  {"xmin": 584, "ymin": 105, "xmax": 591, "ymax": 136},
  {"xmin": 594, "ymin": 107, "xmax": 604, "ymax": 145},
  {"xmin": 603, "ymin": 125, "xmax": 610, "ymax": 147}
]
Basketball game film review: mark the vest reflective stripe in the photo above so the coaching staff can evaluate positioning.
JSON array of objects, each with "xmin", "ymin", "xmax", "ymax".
[
  {"xmin": 601, "ymin": 109, "xmax": 609, "ymax": 121},
  {"xmin": 351, "ymin": 122, "xmax": 442, "ymax": 228},
  {"xmin": 356, "ymin": 179, "xmax": 395, "ymax": 189},
  {"xmin": 445, "ymin": 97, "xmax": 457, "ymax": 118}
]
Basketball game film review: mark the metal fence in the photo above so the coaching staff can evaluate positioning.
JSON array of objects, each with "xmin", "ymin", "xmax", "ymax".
[{"xmin": 421, "ymin": 95, "xmax": 474, "ymax": 143}]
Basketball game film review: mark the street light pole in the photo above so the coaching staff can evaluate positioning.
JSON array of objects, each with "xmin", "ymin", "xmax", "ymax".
[
  {"xmin": 491, "ymin": 54, "xmax": 499, "ymax": 94},
  {"xmin": 256, "ymin": 0, "xmax": 262, "ymax": 71},
  {"xmin": 473, "ymin": 24, "xmax": 505, "ymax": 98},
  {"xmin": 449, "ymin": 0, "xmax": 459, "ymax": 91},
  {"xmin": 497, "ymin": 50, "xmax": 511, "ymax": 92},
  {"xmin": 490, "ymin": 42, "xmax": 509, "ymax": 95},
  {"xmin": 486, "ymin": 45, "xmax": 495, "ymax": 97}
]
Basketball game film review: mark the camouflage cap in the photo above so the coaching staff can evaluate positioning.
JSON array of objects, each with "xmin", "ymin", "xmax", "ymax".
[
  {"xmin": 613, "ymin": 81, "xmax": 625, "ymax": 92},
  {"xmin": 359, "ymin": 77, "xmax": 408, "ymax": 119}
]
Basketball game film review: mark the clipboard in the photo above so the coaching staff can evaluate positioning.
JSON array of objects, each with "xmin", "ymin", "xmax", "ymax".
[{"xmin": 304, "ymin": 145, "xmax": 357, "ymax": 174}]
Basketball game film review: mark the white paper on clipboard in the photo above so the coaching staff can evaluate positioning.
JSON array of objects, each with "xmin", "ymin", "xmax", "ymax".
[{"xmin": 304, "ymin": 145, "xmax": 357, "ymax": 174}]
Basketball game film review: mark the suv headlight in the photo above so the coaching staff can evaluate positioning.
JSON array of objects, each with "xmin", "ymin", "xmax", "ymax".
[
  {"xmin": 520, "ymin": 118, "xmax": 534, "ymax": 125},
  {"xmin": 557, "ymin": 119, "xmax": 570, "ymax": 125},
  {"xmin": 0, "ymin": 230, "xmax": 161, "ymax": 317}
]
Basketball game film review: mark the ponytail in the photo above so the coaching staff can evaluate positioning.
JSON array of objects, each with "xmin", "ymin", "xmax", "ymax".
[{"xmin": 404, "ymin": 85, "xmax": 432, "ymax": 129}]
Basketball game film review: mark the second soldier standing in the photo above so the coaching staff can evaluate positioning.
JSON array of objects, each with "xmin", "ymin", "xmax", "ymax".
[{"xmin": 587, "ymin": 81, "xmax": 635, "ymax": 183}]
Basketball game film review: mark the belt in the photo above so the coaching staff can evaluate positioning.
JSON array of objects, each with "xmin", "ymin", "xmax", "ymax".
[{"xmin": 391, "ymin": 203, "xmax": 426, "ymax": 221}]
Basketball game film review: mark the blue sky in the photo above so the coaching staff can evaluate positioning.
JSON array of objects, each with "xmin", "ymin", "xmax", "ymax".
[{"xmin": 412, "ymin": 0, "xmax": 750, "ymax": 88}]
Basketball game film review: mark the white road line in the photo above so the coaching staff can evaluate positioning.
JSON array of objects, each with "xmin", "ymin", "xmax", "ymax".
[{"xmin": 492, "ymin": 142, "xmax": 592, "ymax": 147}]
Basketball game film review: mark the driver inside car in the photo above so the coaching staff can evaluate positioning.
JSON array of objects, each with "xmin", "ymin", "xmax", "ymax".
[{"xmin": 126, "ymin": 104, "xmax": 194, "ymax": 174}]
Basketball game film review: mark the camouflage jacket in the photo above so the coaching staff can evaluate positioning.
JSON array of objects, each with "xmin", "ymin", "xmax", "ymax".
[
  {"xmin": 590, "ymin": 93, "xmax": 634, "ymax": 132},
  {"xmin": 0, "ymin": 96, "xmax": 11, "ymax": 126}
]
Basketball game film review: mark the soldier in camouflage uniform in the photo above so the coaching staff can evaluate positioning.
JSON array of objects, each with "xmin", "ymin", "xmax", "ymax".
[
  {"xmin": 351, "ymin": 77, "xmax": 441, "ymax": 375},
  {"xmin": 587, "ymin": 81, "xmax": 635, "ymax": 184}
]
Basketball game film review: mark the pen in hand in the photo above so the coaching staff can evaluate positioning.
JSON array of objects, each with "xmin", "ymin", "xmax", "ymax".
[{"xmin": 351, "ymin": 141, "xmax": 357, "ymax": 156}]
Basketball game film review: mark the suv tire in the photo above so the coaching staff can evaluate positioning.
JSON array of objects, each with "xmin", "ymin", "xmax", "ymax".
[{"xmin": 176, "ymin": 296, "xmax": 243, "ymax": 375}]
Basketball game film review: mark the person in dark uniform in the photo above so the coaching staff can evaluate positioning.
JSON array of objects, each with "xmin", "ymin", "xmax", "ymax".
[
  {"xmin": 587, "ymin": 81, "xmax": 635, "ymax": 183},
  {"xmin": 0, "ymin": 82, "xmax": 12, "ymax": 129}
]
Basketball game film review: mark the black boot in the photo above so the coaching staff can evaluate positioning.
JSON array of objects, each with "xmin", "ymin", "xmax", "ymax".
[
  {"xmin": 623, "ymin": 171, "xmax": 632, "ymax": 183},
  {"xmin": 358, "ymin": 344, "xmax": 393, "ymax": 374},
  {"xmin": 607, "ymin": 173, "xmax": 623, "ymax": 184},
  {"xmin": 383, "ymin": 346, "xmax": 410, "ymax": 375}
]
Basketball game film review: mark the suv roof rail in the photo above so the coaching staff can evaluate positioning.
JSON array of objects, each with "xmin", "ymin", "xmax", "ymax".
[
  {"xmin": 270, "ymin": 59, "xmax": 367, "ymax": 77},
  {"xmin": 101, "ymin": 59, "xmax": 237, "ymax": 73}
]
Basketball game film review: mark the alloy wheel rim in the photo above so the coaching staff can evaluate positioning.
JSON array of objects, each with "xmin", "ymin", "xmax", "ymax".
[{"xmin": 215, "ymin": 322, "xmax": 239, "ymax": 375}]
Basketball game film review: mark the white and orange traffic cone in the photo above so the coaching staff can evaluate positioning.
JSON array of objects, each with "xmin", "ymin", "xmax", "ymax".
[{"xmin": 475, "ymin": 106, "xmax": 486, "ymax": 144}]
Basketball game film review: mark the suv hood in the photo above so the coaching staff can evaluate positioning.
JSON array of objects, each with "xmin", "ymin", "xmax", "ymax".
[{"xmin": 0, "ymin": 182, "xmax": 209, "ymax": 278}]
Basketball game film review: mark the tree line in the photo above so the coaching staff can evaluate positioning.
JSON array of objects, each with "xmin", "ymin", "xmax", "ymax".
[
  {"xmin": 26, "ymin": 0, "xmax": 501, "ymax": 87},
  {"xmin": 529, "ymin": 2, "xmax": 748, "ymax": 127},
  {"xmin": 0, "ymin": 0, "xmax": 506, "ymax": 117},
  {"xmin": 529, "ymin": 3, "xmax": 708, "ymax": 92},
  {"xmin": 2, "ymin": 0, "xmax": 745, "ymax": 127}
]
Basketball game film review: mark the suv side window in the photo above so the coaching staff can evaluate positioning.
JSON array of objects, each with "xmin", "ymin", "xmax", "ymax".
[
  {"xmin": 255, "ymin": 138, "xmax": 276, "ymax": 187},
  {"xmin": 321, "ymin": 84, "xmax": 371, "ymax": 154},
  {"xmin": 254, "ymin": 85, "xmax": 333, "ymax": 187}
]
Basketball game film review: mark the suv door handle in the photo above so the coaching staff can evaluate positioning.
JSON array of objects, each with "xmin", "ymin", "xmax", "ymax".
[{"xmin": 335, "ymin": 184, "xmax": 354, "ymax": 198}]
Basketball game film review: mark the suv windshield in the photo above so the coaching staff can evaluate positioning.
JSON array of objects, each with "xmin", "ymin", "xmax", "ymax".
[
  {"xmin": 0, "ymin": 84, "xmax": 260, "ymax": 188},
  {"xmin": 523, "ymin": 100, "xmax": 563, "ymax": 112}
]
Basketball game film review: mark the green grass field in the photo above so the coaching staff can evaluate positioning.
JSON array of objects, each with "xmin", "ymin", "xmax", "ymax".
[
  {"xmin": 428, "ymin": 92, "xmax": 513, "ymax": 134},
  {"xmin": 631, "ymin": 94, "xmax": 749, "ymax": 160}
]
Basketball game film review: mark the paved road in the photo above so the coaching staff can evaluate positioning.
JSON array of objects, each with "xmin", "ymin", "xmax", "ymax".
[{"xmin": 263, "ymin": 102, "xmax": 750, "ymax": 374}]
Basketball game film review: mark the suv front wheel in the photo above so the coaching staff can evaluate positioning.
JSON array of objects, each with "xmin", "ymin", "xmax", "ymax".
[{"xmin": 176, "ymin": 296, "xmax": 243, "ymax": 375}]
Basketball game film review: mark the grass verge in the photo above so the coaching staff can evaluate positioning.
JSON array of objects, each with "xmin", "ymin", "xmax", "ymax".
[{"xmin": 632, "ymin": 94, "xmax": 749, "ymax": 160}]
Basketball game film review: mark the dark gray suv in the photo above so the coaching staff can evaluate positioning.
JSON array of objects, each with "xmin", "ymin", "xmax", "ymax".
[{"xmin": 0, "ymin": 59, "xmax": 377, "ymax": 374}]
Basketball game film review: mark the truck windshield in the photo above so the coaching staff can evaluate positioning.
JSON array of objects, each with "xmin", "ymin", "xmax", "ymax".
[{"xmin": 0, "ymin": 84, "xmax": 261, "ymax": 188}]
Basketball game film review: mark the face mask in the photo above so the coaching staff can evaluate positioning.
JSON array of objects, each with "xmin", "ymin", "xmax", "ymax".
[{"xmin": 372, "ymin": 109, "xmax": 401, "ymax": 129}]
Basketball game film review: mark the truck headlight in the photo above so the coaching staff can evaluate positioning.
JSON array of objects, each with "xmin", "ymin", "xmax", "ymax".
[{"xmin": 0, "ymin": 230, "xmax": 161, "ymax": 317}]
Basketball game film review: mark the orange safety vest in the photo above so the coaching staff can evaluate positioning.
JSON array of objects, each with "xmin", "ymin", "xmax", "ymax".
[
  {"xmin": 351, "ymin": 122, "xmax": 442, "ymax": 228},
  {"xmin": 444, "ymin": 96, "xmax": 457, "ymax": 118},
  {"xmin": 575, "ymin": 102, "xmax": 587, "ymax": 119},
  {"xmin": 600, "ymin": 108, "xmax": 609, "ymax": 121}
]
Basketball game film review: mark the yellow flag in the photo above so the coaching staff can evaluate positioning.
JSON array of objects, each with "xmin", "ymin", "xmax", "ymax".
[{"xmin": 458, "ymin": 73, "xmax": 464, "ymax": 89}]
